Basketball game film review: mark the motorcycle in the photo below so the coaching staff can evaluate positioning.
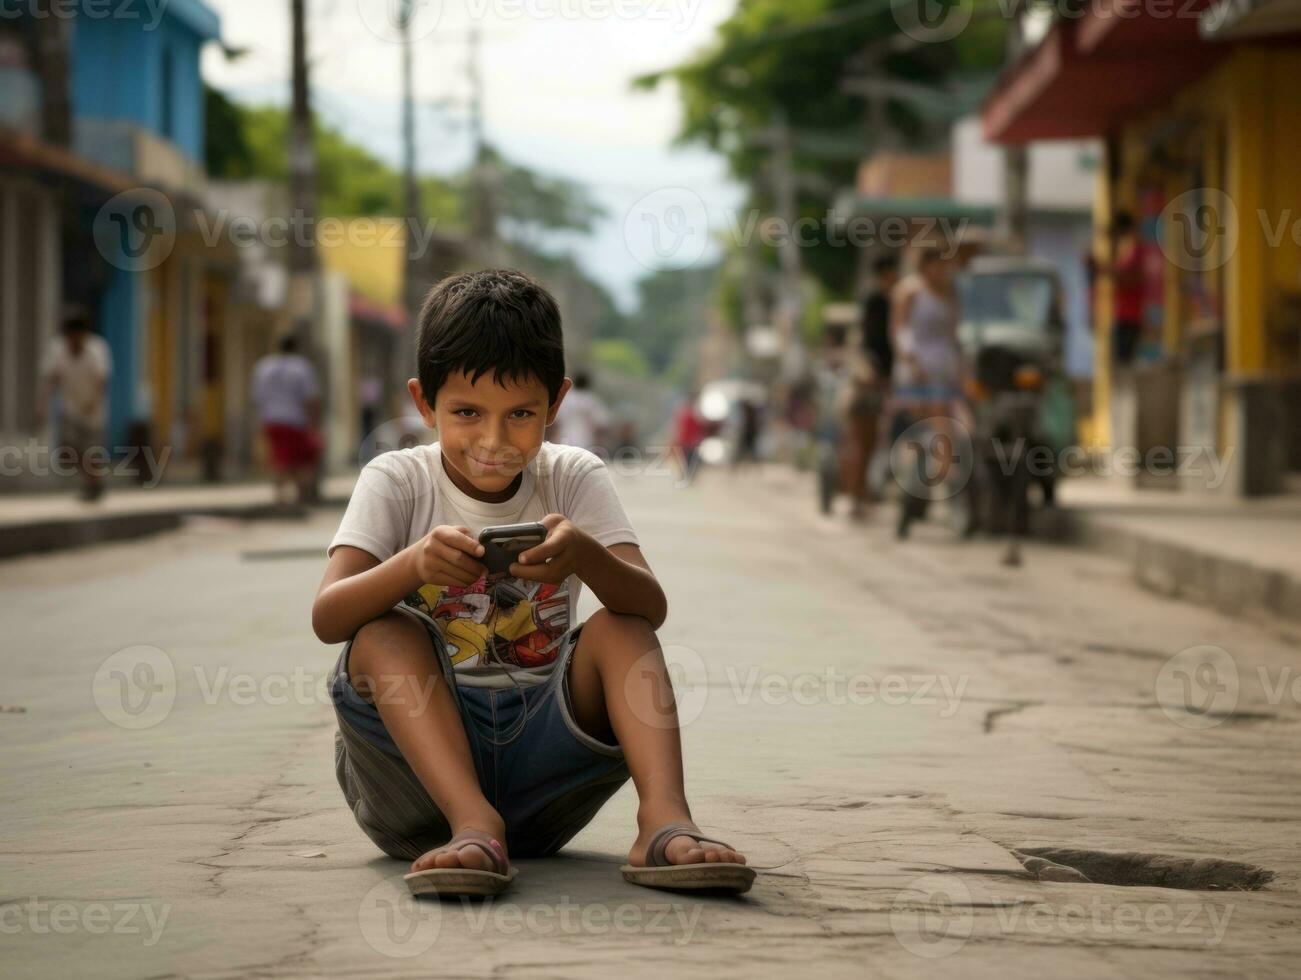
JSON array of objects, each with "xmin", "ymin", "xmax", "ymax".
[
  {"xmin": 957, "ymin": 257, "xmax": 1073, "ymax": 564},
  {"xmin": 965, "ymin": 346, "xmax": 1050, "ymax": 566}
]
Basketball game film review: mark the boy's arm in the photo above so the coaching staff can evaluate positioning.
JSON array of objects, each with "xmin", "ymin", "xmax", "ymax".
[
  {"xmin": 581, "ymin": 541, "xmax": 667, "ymax": 630},
  {"xmin": 313, "ymin": 546, "xmax": 416, "ymax": 645},
  {"xmin": 510, "ymin": 515, "xmax": 667, "ymax": 629}
]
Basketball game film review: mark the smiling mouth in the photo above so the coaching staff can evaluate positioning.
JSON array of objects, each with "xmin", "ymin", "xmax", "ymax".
[{"xmin": 470, "ymin": 454, "xmax": 513, "ymax": 470}]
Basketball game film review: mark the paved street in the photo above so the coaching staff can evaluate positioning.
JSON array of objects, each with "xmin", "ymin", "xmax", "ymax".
[{"xmin": 3, "ymin": 464, "xmax": 1299, "ymax": 978}]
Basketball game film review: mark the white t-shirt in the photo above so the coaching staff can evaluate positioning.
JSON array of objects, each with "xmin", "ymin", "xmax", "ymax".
[
  {"xmin": 252, "ymin": 353, "xmax": 319, "ymax": 428},
  {"xmin": 41, "ymin": 335, "xmax": 113, "ymax": 428},
  {"xmin": 551, "ymin": 388, "xmax": 610, "ymax": 451},
  {"xmin": 328, "ymin": 441, "xmax": 640, "ymax": 688}
]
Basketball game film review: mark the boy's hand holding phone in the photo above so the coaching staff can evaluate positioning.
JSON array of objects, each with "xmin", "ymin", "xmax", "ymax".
[
  {"xmin": 509, "ymin": 514, "xmax": 593, "ymax": 585},
  {"xmin": 411, "ymin": 525, "xmax": 488, "ymax": 587}
]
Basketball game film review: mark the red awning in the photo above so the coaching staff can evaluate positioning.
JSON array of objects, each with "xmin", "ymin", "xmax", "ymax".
[{"xmin": 982, "ymin": 1, "xmax": 1226, "ymax": 143}]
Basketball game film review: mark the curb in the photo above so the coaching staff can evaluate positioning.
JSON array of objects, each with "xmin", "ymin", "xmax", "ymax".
[
  {"xmin": 1041, "ymin": 507, "xmax": 1301, "ymax": 624},
  {"xmin": 0, "ymin": 497, "xmax": 349, "ymax": 561}
]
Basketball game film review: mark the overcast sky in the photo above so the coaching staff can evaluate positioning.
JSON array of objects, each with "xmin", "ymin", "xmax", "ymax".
[{"xmin": 201, "ymin": 0, "xmax": 744, "ymax": 309}]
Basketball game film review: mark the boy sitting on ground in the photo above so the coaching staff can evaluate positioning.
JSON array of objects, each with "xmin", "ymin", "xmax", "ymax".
[{"xmin": 313, "ymin": 269, "xmax": 752, "ymax": 896}]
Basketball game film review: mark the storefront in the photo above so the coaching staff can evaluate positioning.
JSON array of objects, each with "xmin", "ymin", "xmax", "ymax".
[{"xmin": 982, "ymin": 2, "xmax": 1301, "ymax": 495}]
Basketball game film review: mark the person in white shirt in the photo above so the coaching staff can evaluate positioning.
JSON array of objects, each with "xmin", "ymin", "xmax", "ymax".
[
  {"xmin": 38, "ymin": 307, "xmax": 113, "ymax": 501},
  {"xmin": 549, "ymin": 371, "xmax": 609, "ymax": 452},
  {"xmin": 251, "ymin": 334, "xmax": 322, "ymax": 508}
]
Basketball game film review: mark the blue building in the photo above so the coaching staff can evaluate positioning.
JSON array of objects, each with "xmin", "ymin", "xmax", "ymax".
[{"xmin": 0, "ymin": 1, "xmax": 224, "ymax": 469}]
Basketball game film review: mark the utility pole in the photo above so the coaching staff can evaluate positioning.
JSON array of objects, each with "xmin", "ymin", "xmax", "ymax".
[
  {"xmin": 768, "ymin": 111, "xmax": 805, "ymax": 377},
  {"xmin": 32, "ymin": 1, "xmax": 71, "ymax": 147},
  {"xmin": 399, "ymin": 0, "xmax": 426, "ymax": 328},
  {"xmin": 466, "ymin": 25, "xmax": 499, "ymax": 266},
  {"xmin": 288, "ymin": 0, "xmax": 322, "ymax": 497},
  {"xmin": 998, "ymin": 4, "xmax": 1030, "ymax": 254},
  {"xmin": 288, "ymin": 0, "xmax": 318, "ymax": 345}
]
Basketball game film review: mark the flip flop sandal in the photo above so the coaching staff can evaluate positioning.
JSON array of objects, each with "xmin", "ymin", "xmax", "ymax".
[
  {"xmin": 404, "ymin": 829, "xmax": 518, "ymax": 898},
  {"xmin": 620, "ymin": 822, "xmax": 756, "ymax": 894}
]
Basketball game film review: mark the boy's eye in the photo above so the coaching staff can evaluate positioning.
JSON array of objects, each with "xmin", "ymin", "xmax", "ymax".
[{"xmin": 451, "ymin": 408, "xmax": 533, "ymax": 420}]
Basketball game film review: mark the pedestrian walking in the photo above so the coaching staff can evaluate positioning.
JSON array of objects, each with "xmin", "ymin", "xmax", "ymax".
[
  {"xmin": 862, "ymin": 255, "xmax": 901, "ymax": 501},
  {"xmin": 861, "ymin": 254, "xmax": 901, "ymax": 383},
  {"xmin": 731, "ymin": 396, "xmax": 764, "ymax": 471},
  {"xmin": 37, "ymin": 306, "xmax": 113, "ymax": 501},
  {"xmin": 252, "ymin": 334, "xmax": 322, "ymax": 509},
  {"xmin": 671, "ymin": 391, "xmax": 706, "ymax": 482},
  {"xmin": 1109, "ymin": 211, "xmax": 1145, "ymax": 368},
  {"xmin": 549, "ymin": 371, "xmax": 609, "ymax": 452},
  {"xmin": 891, "ymin": 247, "xmax": 964, "ymax": 537},
  {"xmin": 839, "ymin": 341, "xmax": 881, "ymax": 521}
]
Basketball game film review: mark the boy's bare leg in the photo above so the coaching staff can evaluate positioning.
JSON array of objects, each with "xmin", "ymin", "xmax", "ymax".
[
  {"xmin": 566, "ymin": 609, "xmax": 747, "ymax": 868},
  {"xmin": 347, "ymin": 611, "xmax": 506, "ymax": 873}
]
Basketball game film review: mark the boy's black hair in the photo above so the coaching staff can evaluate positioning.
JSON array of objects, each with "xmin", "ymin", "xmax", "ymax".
[{"xmin": 416, "ymin": 269, "xmax": 566, "ymax": 407}]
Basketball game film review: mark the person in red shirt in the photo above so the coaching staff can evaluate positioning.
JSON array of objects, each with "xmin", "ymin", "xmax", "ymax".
[
  {"xmin": 672, "ymin": 393, "xmax": 706, "ymax": 481},
  {"xmin": 1111, "ymin": 211, "xmax": 1144, "ymax": 366}
]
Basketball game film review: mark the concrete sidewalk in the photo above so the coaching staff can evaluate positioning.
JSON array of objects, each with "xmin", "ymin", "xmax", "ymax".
[
  {"xmin": 1048, "ymin": 478, "xmax": 1301, "ymax": 623},
  {"xmin": 0, "ymin": 476, "xmax": 358, "ymax": 560}
]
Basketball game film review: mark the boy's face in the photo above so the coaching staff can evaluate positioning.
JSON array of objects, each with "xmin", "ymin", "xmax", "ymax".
[{"xmin": 408, "ymin": 369, "xmax": 571, "ymax": 500}]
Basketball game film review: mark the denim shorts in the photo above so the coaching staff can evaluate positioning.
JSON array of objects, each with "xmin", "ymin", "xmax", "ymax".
[{"xmin": 328, "ymin": 612, "xmax": 631, "ymax": 861}]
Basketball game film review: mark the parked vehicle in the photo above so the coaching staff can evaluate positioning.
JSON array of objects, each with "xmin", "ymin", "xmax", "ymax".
[{"xmin": 958, "ymin": 257, "xmax": 1074, "ymax": 563}]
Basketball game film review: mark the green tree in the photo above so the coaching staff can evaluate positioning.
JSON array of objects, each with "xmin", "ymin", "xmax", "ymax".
[
  {"xmin": 637, "ymin": 0, "xmax": 1006, "ymax": 297},
  {"xmin": 205, "ymin": 92, "xmax": 459, "ymax": 220}
]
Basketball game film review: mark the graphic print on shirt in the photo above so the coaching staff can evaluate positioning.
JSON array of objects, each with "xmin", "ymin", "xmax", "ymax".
[{"xmin": 402, "ymin": 577, "xmax": 569, "ymax": 669}]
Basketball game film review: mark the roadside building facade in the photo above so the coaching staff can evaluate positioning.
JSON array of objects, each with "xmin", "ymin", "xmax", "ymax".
[{"xmin": 982, "ymin": 0, "xmax": 1301, "ymax": 495}]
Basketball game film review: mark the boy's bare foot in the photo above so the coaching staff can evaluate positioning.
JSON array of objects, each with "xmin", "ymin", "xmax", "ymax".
[{"xmin": 626, "ymin": 812, "xmax": 747, "ymax": 867}]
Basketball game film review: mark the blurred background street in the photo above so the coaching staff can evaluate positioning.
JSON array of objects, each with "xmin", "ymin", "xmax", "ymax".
[{"xmin": 4, "ymin": 0, "xmax": 1301, "ymax": 976}]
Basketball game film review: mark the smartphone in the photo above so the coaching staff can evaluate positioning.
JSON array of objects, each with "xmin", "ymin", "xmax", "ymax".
[{"xmin": 478, "ymin": 522, "xmax": 548, "ymax": 575}]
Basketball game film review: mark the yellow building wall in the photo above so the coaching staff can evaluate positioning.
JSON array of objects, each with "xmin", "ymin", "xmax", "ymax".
[
  {"xmin": 1089, "ymin": 44, "xmax": 1301, "ymax": 447},
  {"xmin": 316, "ymin": 217, "xmax": 406, "ymax": 307}
]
